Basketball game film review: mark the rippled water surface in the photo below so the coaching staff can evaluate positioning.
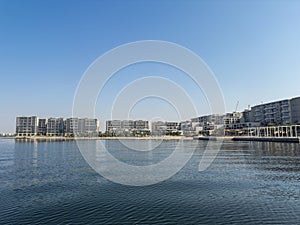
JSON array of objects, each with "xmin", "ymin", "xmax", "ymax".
[{"xmin": 0, "ymin": 138, "xmax": 300, "ymax": 224}]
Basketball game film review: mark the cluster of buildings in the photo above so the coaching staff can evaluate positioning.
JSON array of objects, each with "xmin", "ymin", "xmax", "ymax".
[
  {"xmin": 251, "ymin": 97, "xmax": 300, "ymax": 125},
  {"xmin": 151, "ymin": 121, "xmax": 180, "ymax": 135},
  {"xmin": 176, "ymin": 96, "xmax": 300, "ymax": 136},
  {"xmin": 106, "ymin": 120, "xmax": 150, "ymax": 136},
  {"xmin": 105, "ymin": 120, "xmax": 180, "ymax": 136},
  {"xmin": 104, "ymin": 96, "xmax": 300, "ymax": 137},
  {"xmin": 16, "ymin": 117, "xmax": 99, "ymax": 137},
  {"xmin": 15, "ymin": 96, "xmax": 300, "ymax": 137},
  {"xmin": 180, "ymin": 96, "xmax": 300, "ymax": 136}
]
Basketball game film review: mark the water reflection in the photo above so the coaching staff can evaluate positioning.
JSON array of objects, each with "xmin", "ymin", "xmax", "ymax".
[
  {"xmin": 12, "ymin": 140, "xmax": 87, "ymax": 190},
  {"xmin": 249, "ymin": 141, "xmax": 300, "ymax": 157},
  {"xmin": 231, "ymin": 141, "xmax": 300, "ymax": 202},
  {"xmin": 245, "ymin": 142, "xmax": 300, "ymax": 173}
]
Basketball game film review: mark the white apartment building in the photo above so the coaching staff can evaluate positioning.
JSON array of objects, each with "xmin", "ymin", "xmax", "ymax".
[
  {"xmin": 16, "ymin": 116, "xmax": 38, "ymax": 136},
  {"xmin": 46, "ymin": 118, "xmax": 64, "ymax": 136},
  {"xmin": 106, "ymin": 120, "xmax": 149, "ymax": 136},
  {"xmin": 37, "ymin": 118, "xmax": 47, "ymax": 135},
  {"xmin": 151, "ymin": 121, "xmax": 179, "ymax": 135},
  {"xmin": 65, "ymin": 118, "xmax": 99, "ymax": 136},
  {"xmin": 16, "ymin": 116, "xmax": 99, "ymax": 137},
  {"xmin": 251, "ymin": 97, "xmax": 300, "ymax": 126}
]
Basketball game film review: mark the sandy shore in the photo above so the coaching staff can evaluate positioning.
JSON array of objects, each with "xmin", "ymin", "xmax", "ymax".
[{"xmin": 10, "ymin": 136, "xmax": 194, "ymax": 141}]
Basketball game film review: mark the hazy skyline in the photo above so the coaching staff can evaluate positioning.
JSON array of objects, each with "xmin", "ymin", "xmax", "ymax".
[{"xmin": 1, "ymin": 0, "xmax": 300, "ymax": 132}]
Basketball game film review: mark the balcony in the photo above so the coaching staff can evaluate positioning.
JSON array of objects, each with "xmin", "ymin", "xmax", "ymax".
[
  {"xmin": 264, "ymin": 111, "xmax": 275, "ymax": 115},
  {"xmin": 281, "ymin": 108, "xmax": 290, "ymax": 113},
  {"xmin": 264, "ymin": 105, "xmax": 276, "ymax": 110}
]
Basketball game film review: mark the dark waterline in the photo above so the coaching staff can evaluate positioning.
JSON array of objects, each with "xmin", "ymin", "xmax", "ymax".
[{"xmin": 0, "ymin": 139, "xmax": 300, "ymax": 224}]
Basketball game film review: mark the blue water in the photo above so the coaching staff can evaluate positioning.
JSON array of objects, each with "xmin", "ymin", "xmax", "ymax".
[{"xmin": 0, "ymin": 138, "xmax": 300, "ymax": 224}]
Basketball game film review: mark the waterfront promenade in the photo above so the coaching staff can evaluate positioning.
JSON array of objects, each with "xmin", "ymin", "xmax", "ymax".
[
  {"xmin": 193, "ymin": 136, "xmax": 300, "ymax": 143},
  {"xmin": 3, "ymin": 135, "xmax": 299, "ymax": 143},
  {"xmin": 9, "ymin": 136, "xmax": 194, "ymax": 141}
]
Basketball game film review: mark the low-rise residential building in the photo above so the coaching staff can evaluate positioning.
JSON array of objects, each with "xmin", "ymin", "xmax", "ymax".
[
  {"xmin": 37, "ymin": 118, "xmax": 47, "ymax": 135},
  {"xmin": 178, "ymin": 120, "xmax": 195, "ymax": 136},
  {"xmin": 65, "ymin": 118, "xmax": 78, "ymax": 135},
  {"xmin": 251, "ymin": 97, "xmax": 300, "ymax": 126},
  {"xmin": 151, "ymin": 121, "xmax": 179, "ymax": 135},
  {"xmin": 242, "ymin": 109, "xmax": 253, "ymax": 123},
  {"xmin": 78, "ymin": 118, "xmax": 99, "ymax": 136},
  {"xmin": 223, "ymin": 112, "xmax": 259, "ymax": 135},
  {"xmin": 190, "ymin": 114, "xmax": 225, "ymax": 136},
  {"xmin": 16, "ymin": 116, "xmax": 38, "ymax": 136},
  {"xmin": 224, "ymin": 112, "xmax": 242, "ymax": 127},
  {"xmin": 291, "ymin": 97, "xmax": 300, "ymax": 124},
  {"xmin": 64, "ymin": 118, "xmax": 99, "ymax": 136},
  {"xmin": 16, "ymin": 116, "xmax": 99, "ymax": 137},
  {"xmin": 106, "ymin": 120, "xmax": 149, "ymax": 136},
  {"xmin": 106, "ymin": 120, "xmax": 122, "ymax": 134},
  {"xmin": 165, "ymin": 122, "xmax": 179, "ymax": 131},
  {"xmin": 134, "ymin": 120, "xmax": 149, "ymax": 130},
  {"xmin": 46, "ymin": 118, "xmax": 64, "ymax": 136},
  {"xmin": 151, "ymin": 121, "xmax": 166, "ymax": 135},
  {"xmin": 122, "ymin": 120, "xmax": 135, "ymax": 131}
]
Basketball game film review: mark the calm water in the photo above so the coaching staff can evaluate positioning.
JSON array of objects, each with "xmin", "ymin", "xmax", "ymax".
[{"xmin": 0, "ymin": 138, "xmax": 300, "ymax": 224}]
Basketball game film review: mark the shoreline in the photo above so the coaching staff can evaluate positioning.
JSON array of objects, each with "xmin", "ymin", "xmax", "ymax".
[
  {"xmin": 194, "ymin": 135, "xmax": 300, "ymax": 143},
  {"xmin": 2, "ymin": 135, "xmax": 299, "ymax": 143},
  {"xmin": 5, "ymin": 136, "xmax": 194, "ymax": 141}
]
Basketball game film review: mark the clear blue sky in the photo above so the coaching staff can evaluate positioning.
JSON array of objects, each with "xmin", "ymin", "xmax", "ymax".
[{"xmin": 1, "ymin": 0, "xmax": 300, "ymax": 132}]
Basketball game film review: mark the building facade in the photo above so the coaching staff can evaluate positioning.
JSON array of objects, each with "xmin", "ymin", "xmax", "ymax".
[
  {"xmin": 37, "ymin": 118, "xmax": 47, "ymax": 135},
  {"xmin": 106, "ymin": 120, "xmax": 122, "ymax": 134},
  {"xmin": 151, "ymin": 121, "xmax": 179, "ymax": 135},
  {"xmin": 122, "ymin": 120, "xmax": 135, "ymax": 131},
  {"xmin": 291, "ymin": 97, "xmax": 300, "ymax": 124},
  {"xmin": 106, "ymin": 120, "xmax": 149, "ymax": 136},
  {"xmin": 189, "ymin": 114, "xmax": 225, "ymax": 136},
  {"xmin": 78, "ymin": 118, "xmax": 99, "ymax": 136},
  {"xmin": 64, "ymin": 118, "xmax": 99, "ymax": 136},
  {"xmin": 15, "ymin": 116, "xmax": 100, "ymax": 137},
  {"xmin": 134, "ymin": 120, "xmax": 149, "ymax": 130},
  {"xmin": 65, "ymin": 118, "xmax": 78, "ymax": 135},
  {"xmin": 16, "ymin": 116, "xmax": 38, "ymax": 136},
  {"xmin": 178, "ymin": 120, "xmax": 195, "ymax": 136},
  {"xmin": 46, "ymin": 118, "xmax": 64, "ymax": 136},
  {"xmin": 251, "ymin": 97, "xmax": 300, "ymax": 126}
]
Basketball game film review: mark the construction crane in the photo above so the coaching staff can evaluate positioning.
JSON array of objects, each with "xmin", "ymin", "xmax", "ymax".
[{"xmin": 234, "ymin": 101, "xmax": 239, "ymax": 113}]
